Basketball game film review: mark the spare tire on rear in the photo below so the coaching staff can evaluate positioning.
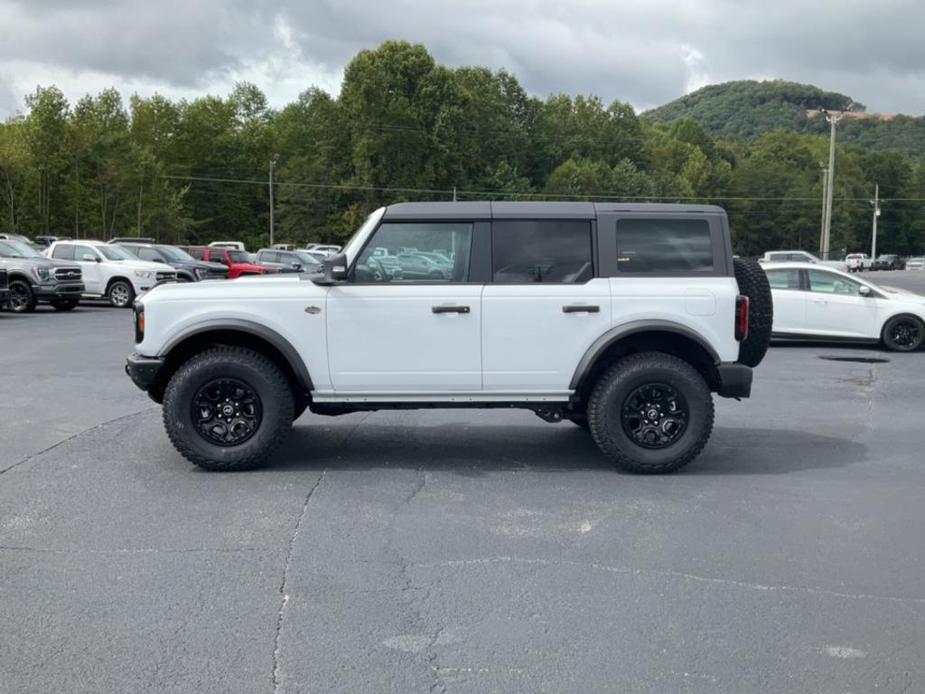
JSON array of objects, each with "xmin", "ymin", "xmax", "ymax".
[{"xmin": 733, "ymin": 258, "xmax": 773, "ymax": 367}]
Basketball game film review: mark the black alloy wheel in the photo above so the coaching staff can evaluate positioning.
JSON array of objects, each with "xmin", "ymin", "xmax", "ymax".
[
  {"xmin": 192, "ymin": 377, "xmax": 263, "ymax": 446},
  {"xmin": 620, "ymin": 383, "xmax": 688, "ymax": 449},
  {"xmin": 883, "ymin": 316, "xmax": 924, "ymax": 352},
  {"xmin": 7, "ymin": 280, "xmax": 36, "ymax": 313}
]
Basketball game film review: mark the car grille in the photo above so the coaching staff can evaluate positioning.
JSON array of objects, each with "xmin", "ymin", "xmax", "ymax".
[
  {"xmin": 54, "ymin": 267, "xmax": 82, "ymax": 281},
  {"xmin": 156, "ymin": 271, "xmax": 176, "ymax": 282}
]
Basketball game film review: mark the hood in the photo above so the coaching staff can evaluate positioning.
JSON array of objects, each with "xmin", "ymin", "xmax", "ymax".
[
  {"xmin": 112, "ymin": 258, "xmax": 171, "ymax": 272},
  {"xmin": 881, "ymin": 286, "xmax": 925, "ymax": 304},
  {"xmin": 143, "ymin": 272, "xmax": 312, "ymax": 302},
  {"xmin": 0, "ymin": 255, "xmax": 80, "ymax": 271}
]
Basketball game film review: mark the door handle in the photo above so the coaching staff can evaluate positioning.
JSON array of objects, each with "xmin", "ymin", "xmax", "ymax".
[
  {"xmin": 562, "ymin": 304, "xmax": 600, "ymax": 313},
  {"xmin": 432, "ymin": 305, "xmax": 470, "ymax": 314},
  {"xmin": 812, "ymin": 299, "xmax": 828, "ymax": 305}
]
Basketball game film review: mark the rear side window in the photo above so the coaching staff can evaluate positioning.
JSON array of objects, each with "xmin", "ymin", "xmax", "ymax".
[
  {"xmin": 616, "ymin": 219, "xmax": 713, "ymax": 273},
  {"xmin": 492, "ymin": 220, "xmax": 593, "ymax": 283},
  {"xmin": 52, "ymin": 244, "xmax": 75, "ymax": 260},
  {"xmin": 766, "ymin": 269, "xmax": 802, "ymax": 290}
]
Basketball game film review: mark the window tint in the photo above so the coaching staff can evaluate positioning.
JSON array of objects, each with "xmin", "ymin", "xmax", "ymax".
[
  {"xmin": 52, "ymin": 244, "xmax": 75, "ymax": 260},
  {"xmin": 355, "ymin": 222, "xmax": 472, "ymax": 283},
  {"xmin": 766, "ymin": 269, "xmax": 802, "ymax": 290},
  {"xmin": 491, "ymin": 220, "xmax": 592, "ymax": 283},
  {"xmin": 808, "ymin": 270, "xmax": 863, "ymax": 296},
  {"xmin": 138, "ymin": 247, "xmax": 162, "ymax": 262},
  {"xmin": 187, "ymin": 247, "xmax": 205, "ymax": 260},
  {"xmin": 616, "ymin": 218, "xmax": 713, "ymax": 273}
]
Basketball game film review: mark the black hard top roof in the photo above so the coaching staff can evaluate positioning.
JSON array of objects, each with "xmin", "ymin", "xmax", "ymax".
[{"xmin": 382, "ymin": 201, "xmax": 724, "ymax": 220}]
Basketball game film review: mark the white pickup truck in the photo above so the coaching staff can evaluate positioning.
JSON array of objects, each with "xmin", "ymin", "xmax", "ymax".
[
  {"xmin": 759, "ymin": 250, "xmax": 847, "ymax": 273},
  {"xmin": 845, "ymin": 253, "xmax": 874, "ymax": 272}
]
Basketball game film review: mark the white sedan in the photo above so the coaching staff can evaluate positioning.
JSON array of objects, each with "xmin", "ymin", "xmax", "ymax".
[{"xmin": 763, "ymin": 262, "xmax": 925, "ymax": 351}]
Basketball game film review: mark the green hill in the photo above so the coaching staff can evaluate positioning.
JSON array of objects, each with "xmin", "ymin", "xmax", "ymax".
[{"xmin": 644, "ymin": 80, "xmax": 925, "ymax": 156}]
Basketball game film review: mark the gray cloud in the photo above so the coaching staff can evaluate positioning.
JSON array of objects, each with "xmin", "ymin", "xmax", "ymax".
[{"xmin": 1, "ymin": 0, "xmax": 924, "ymax": 117}]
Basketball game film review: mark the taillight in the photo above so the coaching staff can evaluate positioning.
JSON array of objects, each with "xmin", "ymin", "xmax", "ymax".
[
  {"xmin": 735, "ymin": 295, "xmax": 749, "ymax": 341},
  {"xmin": 134, "ymin": 303, "xmax": 145, "ymax": 343}
]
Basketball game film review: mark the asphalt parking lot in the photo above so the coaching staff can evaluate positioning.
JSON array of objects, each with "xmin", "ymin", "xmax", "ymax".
[{"xmin": 2, "ymin": 272, "xmax": 925, "ymax": 694}]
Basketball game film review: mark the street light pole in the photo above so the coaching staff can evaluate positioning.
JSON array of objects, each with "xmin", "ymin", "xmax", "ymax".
[
  {"xmin": 818, "ymin": 166, "xmax": 828, "ymax": 256},
  {"xmin": 269, "ymin": 154, "xmax": 279, "ymax": 247},
  {"xmin": 821, "ymin": 111, "xmax": 844, "ymax": 260},
  {"xmin": 871, "ymin": 183, "xmax": 880, "ymax": 260}
]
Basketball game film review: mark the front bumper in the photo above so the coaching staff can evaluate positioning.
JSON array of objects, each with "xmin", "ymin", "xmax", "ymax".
[
  {"xmin": 34, "ymin": 281, "xmax": 85, "ymax": 301},
  {"xmin": 125, "ymin": 352, "xmax": 163, "ymax": 391},
  {"xmin": 715, "ymin": 362, "xmax": 753, "ymax": 399}
]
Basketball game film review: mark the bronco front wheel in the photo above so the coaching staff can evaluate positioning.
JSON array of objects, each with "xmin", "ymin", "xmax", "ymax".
[
  {"xmin": 587, "ymin": 351, "xmax": 714, "ymax": 474},
  {"xmin": 162, "ymin": 347, "xmax": 294, "ymax": 471}
]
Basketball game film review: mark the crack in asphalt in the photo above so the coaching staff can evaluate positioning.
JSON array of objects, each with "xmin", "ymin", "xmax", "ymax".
[
  {"xmin": 0, "ymin": 407, "xmax": 157, "ymax": 476},
  {"xmin": 421, "ymin": 556, "xmax": 925, "ymax": 606},
  {"xmin": 272, "ymin": 469, "xmax": 326, "ymax": 694}
]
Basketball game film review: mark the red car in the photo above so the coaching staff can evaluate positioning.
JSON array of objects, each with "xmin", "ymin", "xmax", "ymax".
[{"xmin": 182, "ymin": 247, "xmax": 278, "ymax": 279}]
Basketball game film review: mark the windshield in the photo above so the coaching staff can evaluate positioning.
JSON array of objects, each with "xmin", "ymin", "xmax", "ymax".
[
  {"xmin": 228, "ymin": 251, "xmax": 250, "ymax": 263},
  {"xmin": 157, "ymin": 245, "xmax": 194, "ymax": 262},
  {"xmin": 98, "ymin": 245, "xmax": 135, "ymax": 261},
  {"xmin": 0, "ymin": 239, "xmax": 43, "ymax": 258}
]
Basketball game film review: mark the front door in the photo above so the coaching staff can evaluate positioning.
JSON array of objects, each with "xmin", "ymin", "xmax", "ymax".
[
  {"xmin": 326, "ymin": 219, "xmax": 482, "ymax": 393},
  {"xmin": 804, "ymin": 269, "xmax": 878, "ymax": 338},
  {"xmin": 481, "ymin": 218, "xmax": 610, "ymax": 393},
  {"xmin": 74, "ymin": 244, "xmax": 104, "ymax": 293}
]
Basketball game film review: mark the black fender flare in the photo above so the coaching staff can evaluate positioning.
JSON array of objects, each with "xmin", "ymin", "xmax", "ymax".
[
  {"xmin": 159, "ymin": 319, "xmax": 314, "ymax": 390},
  {"xmin": 569, "ymin": 320, "xmax": 720, "ymax": 390}
]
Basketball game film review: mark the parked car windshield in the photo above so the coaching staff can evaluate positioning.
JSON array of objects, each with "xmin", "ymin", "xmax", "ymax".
[
  {"xmin": 0, "ymin": 239, "xmax": 44, "ymax": 258},
  {"xmin": 98, "ymin": 245, "xmax": 135, "ymax": 261},
  {"xmin": 157, "ymin": 245, "xmax": 195, "ymax": 262}
]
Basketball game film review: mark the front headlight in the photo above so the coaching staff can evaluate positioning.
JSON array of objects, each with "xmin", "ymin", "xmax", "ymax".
[
  {"xmin": 32, "ymin": 266, "xmax": 51, "ymax": 281},
  {"xmin": 133, "ymin": 270, "xmax": 154, "ymax": 280}
]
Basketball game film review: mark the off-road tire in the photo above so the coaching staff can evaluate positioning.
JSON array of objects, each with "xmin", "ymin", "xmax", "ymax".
[
  {"xmin": 733, "ymin": 257, "xmax": 773, "ymax": 367},
  {"xmin": 108, "ymin": 279, "xmax": 135, "ymax": 308},
  {"xmin": 881, "ymin": 314, "xmax": 924, "ymax": 352},
  {"xmin": 7, "ymin": 279, "xmax": 36, "ymax": 313},
  {"xmin": 51, "ymin": 298, "xmax": 79, "ymax": 311},
  {"xmin": 587, "ymin": 352, "xmax": 714, "ymax": 474},
  {"xmin": 163, "ymin": 347, "xmax": 294, "ymax": 471}
]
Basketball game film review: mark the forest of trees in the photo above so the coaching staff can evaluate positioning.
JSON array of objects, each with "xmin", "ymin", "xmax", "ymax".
[{"xmin": 2, "ymin": 41, "xmax": 925, "ymax": 257}]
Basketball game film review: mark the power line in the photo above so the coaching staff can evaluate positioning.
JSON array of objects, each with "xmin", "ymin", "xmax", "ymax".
[{"xmin": 161, "ymin": 173, "xmax": 925, "ymax": 203}]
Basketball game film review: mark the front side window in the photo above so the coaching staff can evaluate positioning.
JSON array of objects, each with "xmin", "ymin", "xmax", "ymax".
[
  {"xmin": 766, "ymin": 269, "xmax": 802, "ymax": 290},
  {"xmin": 492, "ymin": 220, "xmax": 592, "ymax": 283},
  {"xmin": 616, "ymin": 218, "xmax": 713, "ymax": 273},
  {"xmin": 186, "ymin": 248, "xmax": 205, "ymax": 260},
  {"xmin": 228, "ymin": 251, "xmax": 250, "ymax": 264},
  {"xmin": 808, "ymin": 270, "xmax": 863, "ymax": 296},
  {"xmin": 355, "ymin": 222, "xmax": 472, "ymax": 283},
  {"xmin": 137, "ymin": 247, "xmax": 163, "ymax": 262},
  {"xmin": 74, "ymin": 245, "xmax": 99, "ymax": 261},
  {"xmin": 98, "ymin": 245, "xmax": 134, "ymax": 261}
]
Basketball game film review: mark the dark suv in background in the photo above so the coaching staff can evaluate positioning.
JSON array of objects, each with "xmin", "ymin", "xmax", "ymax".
[
  {"xmin": 117, "ymin": 243, "xmax": 228, "ymax": 282},
  {"xmin": 0, "ymin": 238, "xmax": 84, "ymax": 312}
]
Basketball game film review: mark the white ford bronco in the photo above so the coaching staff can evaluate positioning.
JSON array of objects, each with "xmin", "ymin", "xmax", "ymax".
[{"xmin": 126, "ymin": 202, "xmax": 772, "ymax": 473}]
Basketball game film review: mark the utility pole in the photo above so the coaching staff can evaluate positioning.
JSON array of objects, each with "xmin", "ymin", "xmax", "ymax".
[
  {"xmin": 818, "ymin": 166, "xmax": 828, "ymax": 256},
  {"xmin": 269, "ymin": 154, "xmax": 279, "ymax": 247},
  {"xmin": 870, "ymin": 183, "xmax": 880, "ymax": 260},
  {"xmin": 821, "ymin": 111, "xmax": 844, "ymax": 260}
]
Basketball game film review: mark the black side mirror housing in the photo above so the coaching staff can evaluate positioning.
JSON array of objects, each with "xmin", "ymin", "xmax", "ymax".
[{"xmin": 314, "ymin": 253, "xmax": 348, "ymax": 285}]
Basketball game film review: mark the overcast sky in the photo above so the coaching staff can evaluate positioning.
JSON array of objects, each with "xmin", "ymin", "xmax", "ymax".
[{"xmin": 2, "ymin": 0, "xmax": 924, "ymax": 119}]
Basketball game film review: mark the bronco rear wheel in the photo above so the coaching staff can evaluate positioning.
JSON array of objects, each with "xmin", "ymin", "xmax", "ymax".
[
  {"xmin": 587, "ymin": 352, "xmax": 714, "ymax": 474},
  {"xmin": 163, "ymin": 347, "xmax": 294, "ymax": 471}
]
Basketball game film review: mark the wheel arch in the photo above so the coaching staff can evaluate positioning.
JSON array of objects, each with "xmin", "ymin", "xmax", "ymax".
[
  {"xmin": 105, "ymin": 275, "xmax": 133, "ymax": 293},
  {"xmin": 881, "ymin": 312, "xmax": 925, "ymax": 338},
  {"xmin": 149, "ymin": 320, "xmax": 313, "ymax": 404},
  {"xmin": 570, "ymin": 321, "xmax": 721, "ymax": 401}
]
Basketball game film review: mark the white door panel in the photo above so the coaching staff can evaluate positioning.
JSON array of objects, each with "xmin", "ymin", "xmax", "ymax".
[
  {"xmin": 805, "ymin": 294, "xmax": 878, "ymax": 337},
  {"xmin": 482, "ymin": 279, "xmax": 612, "ymax": 390},
  {"xmin": 770, "ymin": 289, "xmax": 807, "ymax": 333},
  {"xmin": 326, "ymin": 285, "xmax": 482, "ymax": 392}
]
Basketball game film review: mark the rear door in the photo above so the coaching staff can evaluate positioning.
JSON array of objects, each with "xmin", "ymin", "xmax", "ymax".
[
  {"xmin": 765, "ymin": 268, "xmax": 807, "ymax": 334},
  {"xmin": 481, "ymin": 213, "xmax": 611, "ymax": 394}
]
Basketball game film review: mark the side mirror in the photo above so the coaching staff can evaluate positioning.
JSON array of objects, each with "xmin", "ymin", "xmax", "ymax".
[
  {"xmin": 859, "ymin": 285, "xmax": 872, "ymax": 297},
  {"xmin": 314, "ymin": 253, "xmax": 348, "ymax": 285}
]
